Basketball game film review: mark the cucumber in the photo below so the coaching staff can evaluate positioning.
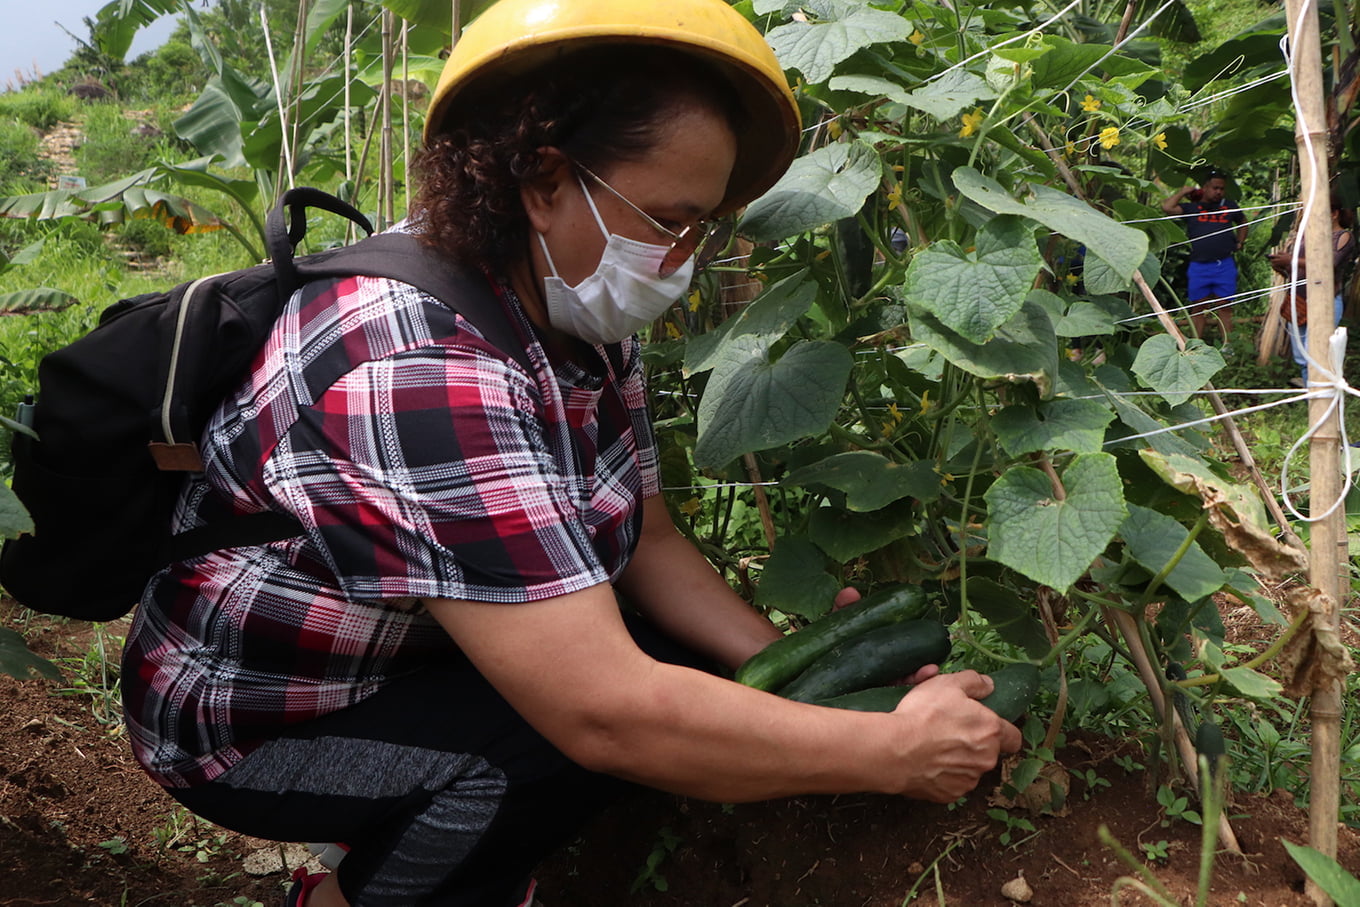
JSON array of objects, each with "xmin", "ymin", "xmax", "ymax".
[
  {"xmin": 814, "ymin": 685, "xmax": 911, "ymax": 712},
  {"xmin": 778, "ymin": 620, "xmax": 951, "ymax": 703},
  {"xmin": 735, "ymin": 584, "xmax": 927, "ymax": 692},
  {"xmin": 978, "ymin": 664, "xmax": 1041, "ymax": 722}
]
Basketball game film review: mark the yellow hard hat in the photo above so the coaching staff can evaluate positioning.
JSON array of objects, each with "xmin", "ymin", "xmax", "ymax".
[{"xmin": 425, "ymin": 0, "xmax": 801, "ymax": 215}]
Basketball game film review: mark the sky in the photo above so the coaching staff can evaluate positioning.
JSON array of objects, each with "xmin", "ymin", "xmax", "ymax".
[{"xmin": 2, "ymin": 1, "xmax": 180, "ymax": 87}]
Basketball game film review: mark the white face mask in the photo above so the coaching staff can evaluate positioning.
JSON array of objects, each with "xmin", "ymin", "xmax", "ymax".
[{"xmin": 536, "ymin": 174, "xmax": 695, "ymax": 345}]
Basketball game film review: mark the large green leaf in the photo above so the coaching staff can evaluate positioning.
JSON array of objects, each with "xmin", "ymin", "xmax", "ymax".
[
  {"xmin": 1132, "ymin": 335, "xmax": 1225, "ymax": 407},
  {"xmin": 808, "ymin": 506, "xmax": 917, "ymax": 563},
  {"xmin": 902, "ymin": 69, "xmax": 999, "ymax": 121},
  {"xmin": 93, "ymin": 0, "xmax": 179, "ymax": 62},
  {"xmin": 0, "ymin": 629, "xmax": 60, "ymax": 682},
  {"xmin": 176, "ymin": 80, "xmax": 251, "ymax": 168},
  {"xmin": 908, "ymin": 297, "xmax": 1060, "ymax": 399},
  {"xmin": 827, "ymin": 74, "xmax": 912, "ymax": 106},
  {"xmin": 740, "ymin": 142, "xmax": 882, "ymax": 242},
  {"xmin": 952, "ymin": 168, "xmax": 1148, "ymax": 282},
  {"xmin": 992, "ymin": 399, "xmax": 1114, "ymax": 456},
  {"xmin": 903, "ymin": 215, "xmax": 1043, "ymax": 344},
  {"xmin": 767, "ymin": 0, "xmax": 914, "ymax": 84},
  {"xmin": 1283, "ymin": 841, "xmax": 1360, "ymax": 904},
  {"xmin": 0, "ymin": 288, "xmax": 79, "ymax": 313},
  {"xmin": 1120, "ymin": 504, "xmax": 1227, "ymax": 602},
  {"xmin": 965, "ymin": 577, "xmax": 1050, "ymax": 659},
  {"xmin": 1026, "ymin": 290, "xmax": 1132, "ymax": 338},
  {"xmin": 984, "ymin": 453, "xmax": 1127, "ymax": 591},
  {"xmin": 0, "ymin": 481, "xmax": 33, "ymax": 539},
  {"xmin": 685, "ymin": 273, "xmax": 817, "ymax": 375},
  {"xmin": 689, "ymin": 274, "xmax": 852, "ymax": 468},
  {"xmin": 1105, "ymin": 392, "xmax": 1203, "ymax": 458},
  {"xmin": 1029, "ymin": 36, "xmax": 1150, "ymax": 89},
  {"xmin": 1081, "ymin": 249, "xmax": 1161, "ymax": 295},
  {"xmin": 695, "ymin": 340, "xmax": 853, "ymax": 468},
  {"xmin": 783, "ymin": 452, "xmax": 940, "ymax": 511},
  {"xmin": 755, "ymin": 536, "xmax": 841, "ymax": 620}
]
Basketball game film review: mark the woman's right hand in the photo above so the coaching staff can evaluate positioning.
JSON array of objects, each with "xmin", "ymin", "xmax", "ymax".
[{"xmin": 886, "ymin": 669, "xmax": 1023, "ymax": 803}]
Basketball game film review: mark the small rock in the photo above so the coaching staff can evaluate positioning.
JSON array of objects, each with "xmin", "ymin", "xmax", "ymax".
[{"xmin": 1001, "ymin": 872, "xmax": 1034, "ymax": 903}]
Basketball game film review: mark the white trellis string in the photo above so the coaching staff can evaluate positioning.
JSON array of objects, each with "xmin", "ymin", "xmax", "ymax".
[{"xmin": 1279, "ymin": 330, "xmax": 1357, "ymax": 521}]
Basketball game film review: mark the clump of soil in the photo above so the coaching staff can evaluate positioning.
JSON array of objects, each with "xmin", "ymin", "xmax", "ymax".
[{"xmin": 2, "ymin": 597, "xmax": 1355, "ymax": 906}]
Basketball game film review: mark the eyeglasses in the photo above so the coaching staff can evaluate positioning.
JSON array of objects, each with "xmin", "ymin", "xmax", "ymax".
[{"xmin": 575, "ymin": 162, "xmax": 715, "ymax": 278}]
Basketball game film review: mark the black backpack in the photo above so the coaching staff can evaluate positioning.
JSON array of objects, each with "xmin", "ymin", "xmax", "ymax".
[{"xmin": 0, "ymin": 187, "xmax": 532, "ymax": 622}]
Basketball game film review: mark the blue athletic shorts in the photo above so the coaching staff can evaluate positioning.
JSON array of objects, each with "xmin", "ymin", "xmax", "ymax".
[{"xmin": 1187, "ymin": 258, "xmax": 1237, "ymax": 301}]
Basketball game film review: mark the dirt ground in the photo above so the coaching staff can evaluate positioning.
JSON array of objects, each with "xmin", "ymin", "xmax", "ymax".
[{"xmin": 2, "ymin": 597, "xmax": 1357, "ymax": 907}]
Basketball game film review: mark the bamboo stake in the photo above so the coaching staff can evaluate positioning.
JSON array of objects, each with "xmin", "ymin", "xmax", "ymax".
[
  {"xmin": 401, "ymin": 21, "xmax": 411, "ymax": 220},
  {"xmin": 1104, "ymin": 607, "xmax": 1242, "ymax": 855},
  {"xmin": 260, "ymin": 6, "xmax": 295, "ymax": 193},
  {"xmin": 379, "ymin": 8, "xmax": 395, "ymax": 229},
  {"xmin": 1283, "ymin": 0, "xmax": 1348, "ymax": 900},
  {"xmin": 288, "ymin": 0, "xmax": 310, "ymax": 190},
  {"xmin": 343, "ymin": 3, "xmax": 354, "ymax": 242}
]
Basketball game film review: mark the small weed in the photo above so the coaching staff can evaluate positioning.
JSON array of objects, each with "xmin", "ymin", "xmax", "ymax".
[
  {"xmin": 1113, "ymin": 753, "xmax": 1145, "ymax": 773},
  {"xmin": 985, "ymin": 807, "xmax": 1037, "ymax": 847},
  {"xmin": 99, "ymin": 836, "xmax": 129, "ymax": 855},
  {"xmin": 1156, "ymin": 785, "xmax": 1202, "ymax": 827},
  {"xmin": 1140, "ymin": 839, "xmax": 1171, "ymax": 863},
  {"xmin": 1074, "ymin": 766, "xmax": 1112, "ymax": 800},
  {"xmin": 630, "ymin": 825, "xmax": 681, "ymax": 894}
]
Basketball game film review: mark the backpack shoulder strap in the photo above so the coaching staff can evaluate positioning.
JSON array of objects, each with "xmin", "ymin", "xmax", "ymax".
[{"xmin": 293, "ymin": 233, "xmax": 534, "ymax": 374}]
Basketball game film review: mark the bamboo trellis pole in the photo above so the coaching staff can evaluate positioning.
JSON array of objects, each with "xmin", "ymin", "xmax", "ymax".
[
  {"xmin": 1283, "ymin": 0, "xmax": 1349, "ymax": 901},
  {"xmin": 379, "ymin": 7, "xmax": 396, "ymax": 229}
]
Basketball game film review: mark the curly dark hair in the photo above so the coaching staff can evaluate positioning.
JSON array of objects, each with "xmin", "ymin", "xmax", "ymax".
[{"xmin": 411, "ymin": 46, "xmax": 743, "ymax": 269}]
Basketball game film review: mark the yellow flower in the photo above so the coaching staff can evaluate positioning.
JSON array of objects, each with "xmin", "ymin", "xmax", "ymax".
[
  {"xmin": 1064, "ymin": 140, "xmax": 1077, "ymax": 158},
  {"xmin": 679, "ymin": 497, "xmax": 702, "ymax": 518},
  {"xmin": 909, "ymin": 29, "xmax": 924, "ymax": 45},
  {"xmin": 827, "ymin": 119, "xmax": 844, "ymax": 140},
  {"xmin": 1064, "ymin": 272, "xmax": 1079, "ymax": 284},
  {"xmin": 1098, "ymin": 126, "xmax": 1120, "ymax": 149},
  {"xmin": 1081, "ymin": 93, "xmax": 1101, "ymax": 113},
  {"xmin": 687, "ymin": 290, "xmax": 702, "ymax": 312},
  {"xmin": 959, "ymin": 107, "xmax": 984, "ymax": 138},
  {"xmin": 886, "ymin": 185, "xmax": 903, "ymax": 208},
  {"xmin": 919, "ymin": 390, "xmax": 932, "ymax": 414},
  {"xmin": 665, "ymin": 322, "xmax": 682, "ymax": 340},
  {"xmin": 1152, "ymin": 132, "xmax": 1168, "ymax": 151},
  {"xmin": 887, "ymin": 402, "xmax": 904, "ymax": 426}
]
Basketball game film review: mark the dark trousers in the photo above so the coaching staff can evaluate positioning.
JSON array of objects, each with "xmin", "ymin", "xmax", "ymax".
[{"xmin": 169, "ymin": 612, "xmax": 710, "ymax": 906}]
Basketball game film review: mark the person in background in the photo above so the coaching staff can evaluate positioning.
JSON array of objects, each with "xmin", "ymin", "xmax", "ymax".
[
  {"xmin": 1161, "ymin": 168, "xmax": 1249, "ymax": 344},
  {"xmin": 118, "ymin": 2, "xmax": 1021, "ymax": 906},
  {"xmin": 1269, "ymin": 194, "xmax": 1356, "ymax": 386}
]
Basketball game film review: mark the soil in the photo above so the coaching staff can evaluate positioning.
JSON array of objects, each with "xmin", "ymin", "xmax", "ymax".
[{"xmin": 3, "ymin": 596, "xmax": 1357, "ymax": 907}]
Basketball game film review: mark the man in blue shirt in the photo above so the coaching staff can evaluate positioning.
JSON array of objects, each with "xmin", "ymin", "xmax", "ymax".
[{"xmin": 1162, "ymin": 169, "xmax": 1248, "ymax": 343}]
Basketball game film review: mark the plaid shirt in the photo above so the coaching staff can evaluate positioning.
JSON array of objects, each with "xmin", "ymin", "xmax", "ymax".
[{"xmin": 123, "ymin": 273, "xmax": 659, "ymax": 787}]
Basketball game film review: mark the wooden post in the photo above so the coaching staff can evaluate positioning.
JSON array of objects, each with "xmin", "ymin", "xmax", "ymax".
[{"xmin": 1283, "ymin": 0, "xmax": 1347, "ymax": 902}]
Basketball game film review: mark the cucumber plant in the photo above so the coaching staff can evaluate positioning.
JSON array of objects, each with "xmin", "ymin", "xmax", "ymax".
[{"xmin": 648, "ymin": 0, "xmax": 1330, "ymax": 819}]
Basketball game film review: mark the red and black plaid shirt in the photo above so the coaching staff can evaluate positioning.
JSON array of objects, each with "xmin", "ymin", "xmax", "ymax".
[{"xmin": 123, "ymin": 272, "xmax": 658, "ymax": 787}]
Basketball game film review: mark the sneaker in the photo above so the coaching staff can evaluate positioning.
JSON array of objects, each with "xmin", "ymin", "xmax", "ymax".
[
  {"xmin": 306, "ymin": 842, "xmax": 351, "ymax": 870},
  {"xmin": 515, "ymin": 878, "xmax": 542, "ymax": 907},
  {"xmin": 284, "ymin": 866, "xmax": 328, "ymax": 907}
]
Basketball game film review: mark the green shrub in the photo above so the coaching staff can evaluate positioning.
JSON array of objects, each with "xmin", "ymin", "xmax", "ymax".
[
  {"xmin": 125, "ymin": 37, "xmax": 207, "ymax": 106},
  {"xmin": 0, "ymin": 90, "xmax": 77, "ymax": 132},
  {"xmin": 74, "ymin": 103, "xmax": 172, "ymax": 185},
  {"xmin": 0, "ymin": 120, "xmax": 52, "ymax": 191}
]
